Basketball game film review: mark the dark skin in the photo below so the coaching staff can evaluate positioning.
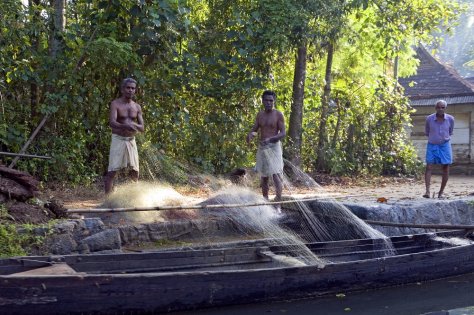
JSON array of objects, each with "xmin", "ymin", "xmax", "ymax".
[
  {"xmin": 424, "ymin": 101, "xmax": 449, "ymax": 199},
  {"xmin": 247, "ymin": 94, "xmax": 286, "ymax": 201},
  {"xmin": 104, "ymin": 82, "xmax": 144, "ymax": 194}
]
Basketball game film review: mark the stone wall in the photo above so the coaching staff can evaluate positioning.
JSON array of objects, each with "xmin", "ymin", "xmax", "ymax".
[
  {"xmin": 345, "ymin": 198, "xmax": 474, "ymax": 235},
  {"xmin": 31, "ymin": 198, "xmax": 474, "ymax": 255}
]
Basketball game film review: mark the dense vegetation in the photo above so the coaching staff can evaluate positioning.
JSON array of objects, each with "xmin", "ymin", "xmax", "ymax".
[
  {"xmin": 434, "ymin": 0, "xmax": 474, "ymax": 77},
  {"xmin": 0, "ymin": 0, "xmax": 464, "ymax": 185}
]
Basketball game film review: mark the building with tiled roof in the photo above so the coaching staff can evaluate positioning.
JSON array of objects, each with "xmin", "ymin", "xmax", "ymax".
[{"xmin": 399, "ymin": 46, "xmax": 474, "ymax": 174}]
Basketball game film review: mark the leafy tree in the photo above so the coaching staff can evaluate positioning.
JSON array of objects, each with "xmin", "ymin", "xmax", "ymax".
[{"xmin": 0, "ymin": 0, "xmax": 464, "ymax": 185}]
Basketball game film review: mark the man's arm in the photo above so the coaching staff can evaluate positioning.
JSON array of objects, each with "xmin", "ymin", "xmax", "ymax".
[
  {"xmin": 449, "ymin": 116, "xmax": 454, "ymax": 136},
  {"xmin": 269, "ymin": 111, "xmax": 286, "ymax": 143},
  {"xmin": 109, "ymin": 102, "xmax": 122, "ymax": 130},
  {"xmin": 246, "ymin": 114, "xmax": 260, "ymax": 144},
  {"xmin": 131, "ymin": 104, "xmax": 145, "ymax": 132},
  {"xmin": 424, "ymin": 116, "xmax": 430, "ymax": 137}
]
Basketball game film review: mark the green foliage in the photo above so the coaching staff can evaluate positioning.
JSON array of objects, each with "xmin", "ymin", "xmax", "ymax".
[
  {"xmin": 0, "ymin": 0, "xmax": 464, "ymax": 183},
  {"xmin": 0, "ymin": 205, "xmax": 47, "ymax": 258},
  {"xmin": 0, "ymin": 224, "xmax": 27, "ymax": 257}
]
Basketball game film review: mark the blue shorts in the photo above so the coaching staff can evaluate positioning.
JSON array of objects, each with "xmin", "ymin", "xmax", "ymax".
[{"xmin": 426, "ymin": 141, "xmax": 452, "ymax": 165}]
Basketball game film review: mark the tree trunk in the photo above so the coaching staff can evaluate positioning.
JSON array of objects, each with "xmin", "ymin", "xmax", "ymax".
[
  {"xmin": 29, "ymin": 0, "xmax": 41, "ymax": 124},
  {"xmin": 287, "ymin": 45, "xmax": 307, "ymax": 167},
  {"xmin": 48, "ymin": 0, "xmax": 66, "ymax": 134},
  {"xmin": 331, "ymin": 100, "xmax": 342, "ymax": 149},
  {"xmin": 315, "ymin": 42, "xmax": 334, "ymax": 171},
  {"xmin": 49, "ymin": 0, "xmax": 66, "ymax": 59}
]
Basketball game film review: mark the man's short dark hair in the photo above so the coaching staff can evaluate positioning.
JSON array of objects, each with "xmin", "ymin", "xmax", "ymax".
[
  {"xmin": 262, "ymin": 90, "xmax": 276, "ymax": 99},
  {"xmin": 121, "ymin": 77, "xmax": 137, "ymax": 88}
]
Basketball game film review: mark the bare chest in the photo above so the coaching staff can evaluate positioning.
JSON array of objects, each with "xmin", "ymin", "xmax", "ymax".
[
  {"xmin": 258, "ymin": 112, "xmax": 278, "ymax": 128},
  {"xmin": 116, "ymin": 103, "xmax": 139, "ymax": 120}
]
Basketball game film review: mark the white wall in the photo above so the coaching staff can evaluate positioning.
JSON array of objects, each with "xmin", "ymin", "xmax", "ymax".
[{"xmin": 408, "ymin": 107, "xmax": 472, "ymax": 164}]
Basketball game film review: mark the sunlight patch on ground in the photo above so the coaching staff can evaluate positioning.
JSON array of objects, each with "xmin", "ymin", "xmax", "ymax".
[{"xmin": 96, "ymin": 182, "xmax": 196, "ymax": 224}]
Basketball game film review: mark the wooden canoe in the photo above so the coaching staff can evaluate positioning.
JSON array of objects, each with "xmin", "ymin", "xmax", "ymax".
[{"xmin": 0, "ymin": 230, "xmax": 473, "ymax": 314}]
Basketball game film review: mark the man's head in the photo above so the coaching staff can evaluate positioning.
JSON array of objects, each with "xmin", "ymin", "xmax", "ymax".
[
  {"xmin": 435, "ymin": 100, "xmax": 447, "ymax": 116},
  {"xmin": 121, "ymin": 78, "xmax": 137, "ymax": 99},
  {"xmin": 262, "ymin": 90, "xmax": 276, "ymax": 112}
]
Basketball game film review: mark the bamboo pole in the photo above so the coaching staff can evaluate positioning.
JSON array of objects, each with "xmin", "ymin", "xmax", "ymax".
[
  {"xmin": 365, "ymin": 219, "xmax": 474, "ymax": 230},
  {"xmin": 9, "ymin": 114, "xmax": 49, "ymax": 168},
  {"xmin": 0, "ymin": 151, "xmax": 51, "ymax": 159},
  {"xmin": 67, "ymin": 195, "xmax": 347, "ymax": 214}
]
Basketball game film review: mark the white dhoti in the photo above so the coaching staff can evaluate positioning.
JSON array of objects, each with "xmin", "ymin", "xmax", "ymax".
[
  {"xmin": 108, "ymin": 134, "xmax": 139, "ymax": 172},
  {"xmin": 256, "ymin": 141, "xmax": 283, "ymax": 177}
]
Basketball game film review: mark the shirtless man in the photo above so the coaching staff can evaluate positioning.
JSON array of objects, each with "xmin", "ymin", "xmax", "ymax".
[
  {"xmin": 104, "ymin": 78, "xmax": 145, "ymax": 194},
  {"xmin": 246, "ymin": 90, "xmax": 286, "ymax": 203}
]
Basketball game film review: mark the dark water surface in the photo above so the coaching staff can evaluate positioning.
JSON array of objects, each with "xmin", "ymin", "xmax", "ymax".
[{"xmin": 174, "ymin": 273, "xmax": 474, "ymax": 315}]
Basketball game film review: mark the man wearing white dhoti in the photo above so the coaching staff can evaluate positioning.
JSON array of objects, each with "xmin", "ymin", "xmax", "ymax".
[
  {"xmin": 104, "ymin": 78, "xmax": 144, "ymax": 194},
  {"xmin": 246, "ymin": 90, "xmax": 286, "ymax": 204}
]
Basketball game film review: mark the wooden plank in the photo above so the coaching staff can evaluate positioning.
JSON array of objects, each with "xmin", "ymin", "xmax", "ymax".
[{"xmin": 7, "ymin": 264, "xmax": 81, "ymax": 276}]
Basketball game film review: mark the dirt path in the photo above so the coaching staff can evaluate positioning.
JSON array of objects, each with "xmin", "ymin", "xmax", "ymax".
[
  {"xmin": 322, "ymin": 175, "xmax": 473, "ymax": 204},
  {"xmin": 55, "ymin": 175, "xmax": 473, "ymax": 210}
]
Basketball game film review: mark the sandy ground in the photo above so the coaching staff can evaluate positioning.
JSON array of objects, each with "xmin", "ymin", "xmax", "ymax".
[
  {"xmin": 56, "ymin": 175, "xmax": 474, "ymax": 210},
  {"xmin": 323, "ymin": 174, "xmax": 474, "ymax": 204}
]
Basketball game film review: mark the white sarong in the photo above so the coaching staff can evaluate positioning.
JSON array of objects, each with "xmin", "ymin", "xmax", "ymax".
[
  {"xmin": 107, "ymin": 134, "xmax": 139, "ymax": 172},
  {"xmin": 256, "ymin": 141, "xmax": 283, "ymax": 176}
]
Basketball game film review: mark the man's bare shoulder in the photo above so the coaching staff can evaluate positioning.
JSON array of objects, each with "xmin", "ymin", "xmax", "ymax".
[
  {"xmin": 110, "ymin": 98, "xmax": 140, "ymax": 109},
  {"xmin": 110, "ymin": 98, "xmax": 121, "ymax": 106}
]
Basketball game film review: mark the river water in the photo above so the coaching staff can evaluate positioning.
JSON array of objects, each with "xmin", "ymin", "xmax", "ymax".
[{"xmin": 174, "ymin": 272, "xmax": 474, "ymax": 315}]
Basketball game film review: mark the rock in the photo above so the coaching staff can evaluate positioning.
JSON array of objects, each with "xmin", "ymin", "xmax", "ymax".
[
  {"xmin": 82, "ymin": 218, "xmax": 105, "ymax": 234},
  {"xmin": 76, "ymin": 243, "xmax": 90, "ymax": 254},
  {"xmin": 343, "ymin": 198, "xmax": 474, "ymax": 236},
  {"xmin": 80, "ymin": 229, "xmax": 121, "ymax": 252},
  {"xmin": 46, "ymin": 234, "xmax": 78, "ymax": 255},
  {"xmin": 53, "ymin": 220, "xmax": 78, "ymax": 234}
]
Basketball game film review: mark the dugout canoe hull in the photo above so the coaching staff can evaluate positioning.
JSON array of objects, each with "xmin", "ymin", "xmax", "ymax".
[{"xmin": 1, "ymin": 230, "xmax": 474, "ymax": 314}]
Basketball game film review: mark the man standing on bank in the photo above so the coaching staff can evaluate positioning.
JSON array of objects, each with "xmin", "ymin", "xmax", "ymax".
[
  {"xmin": 247, "ymin": 90, "xmax": 286, "ymax": 205},
  {"xmin": 104, "ymin": 78, "xmax": 144, "ymax": 194},
  {"xmin": 423, "ymin": 100, "xmax": 454, "ymax": 199}
]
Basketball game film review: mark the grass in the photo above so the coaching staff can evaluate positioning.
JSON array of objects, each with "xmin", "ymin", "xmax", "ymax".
[{"xmin": 0, "ymin": 204, "xmax": 52, "ymax": 258}]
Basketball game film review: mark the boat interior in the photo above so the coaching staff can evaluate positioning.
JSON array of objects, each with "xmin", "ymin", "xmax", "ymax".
[{"xmin": 0, "ymin": 230, "xmax": 472, "ymax": 276}]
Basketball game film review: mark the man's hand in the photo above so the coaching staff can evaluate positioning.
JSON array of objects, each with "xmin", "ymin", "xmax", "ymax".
[
  {"xmin": 131, "ymin": 123, "xmax": 140, "ymax": 131},
  {"xmin": 247, "ymin": 131, "xmax": 257, "ymax": 145},
  {"xmin": 260, "ymin": 138, "xmax": 271, "ymax": 146}
]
